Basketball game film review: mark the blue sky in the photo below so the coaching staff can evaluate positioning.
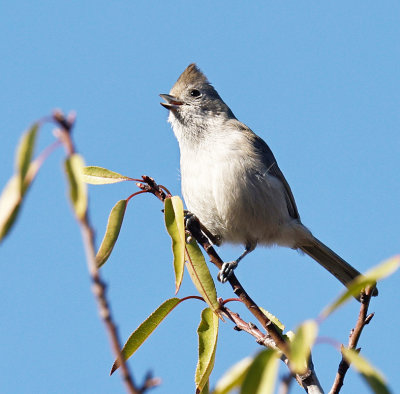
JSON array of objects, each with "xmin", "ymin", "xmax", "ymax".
[{"xmin": 1, "ymin": 2, "xmax": 399, "ymax": 393}]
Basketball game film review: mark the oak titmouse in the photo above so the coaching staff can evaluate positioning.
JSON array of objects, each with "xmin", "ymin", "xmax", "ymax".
[{"xmin": 160, "ymin": 63, "xmax": 376, "ymax": 296}]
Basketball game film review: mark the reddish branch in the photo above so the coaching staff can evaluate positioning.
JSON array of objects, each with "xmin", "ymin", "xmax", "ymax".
[
  {"xmin": 329, "ymin": 287, "xmax": 376, "ymax": 394},
  {"xmin": 221, "ymin": 303, "xmax": 322, "ymax": 391},
  {"xmin": 53, "ymin": 111, "xmax": 157, "ymax": 394},
  {"xmin": 220, "ymin": 304, "xmax": 278, "ymax": 349}
]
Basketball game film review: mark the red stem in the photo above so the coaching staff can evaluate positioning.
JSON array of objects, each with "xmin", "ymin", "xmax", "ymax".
[
  {"xmin": 221, "ymin": 298, "xmax": 242, "ymax": 305},
  {"xmin": 126, "ymin": 190, "xmax": 149, "ymax": 202},
  {"xmin": 179, "ymin": 295, "xmax": 205, "ymax": 303}
]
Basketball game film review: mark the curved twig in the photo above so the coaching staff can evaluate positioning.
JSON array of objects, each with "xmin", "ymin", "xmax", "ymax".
[
  {"xmin": 329, "ymin": 287, "xmax": 375, "ymax": 394},
  {"xmin": 54, "ymin": 111, "xmax": 145, "ymax": 394}
]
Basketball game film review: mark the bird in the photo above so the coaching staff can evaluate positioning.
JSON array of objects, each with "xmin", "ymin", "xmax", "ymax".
[{"xmin": 160, "ymin": 63, "xmax": 376, "ymax": 297}]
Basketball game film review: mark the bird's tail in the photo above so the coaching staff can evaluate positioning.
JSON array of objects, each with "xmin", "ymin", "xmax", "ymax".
[{"xmin": 299, "ymin": 237, "xmax": 378, "ymax": 297}]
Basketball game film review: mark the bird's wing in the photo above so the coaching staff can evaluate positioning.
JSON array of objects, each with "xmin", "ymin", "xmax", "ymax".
[{"xmin": 252, "ymin": 134, "xmax": 300, "ymax": 220}]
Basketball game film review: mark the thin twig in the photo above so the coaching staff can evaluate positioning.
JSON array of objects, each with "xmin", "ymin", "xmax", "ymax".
[
  {"xmin": 221, "ymin": 303, "xmax": 323, "ymax": 392},
  {"xmin": 184, "ymin": 212, "xmax": 290, "ymax": 351},
  {"xmin": 185, "ymin": 212, "xmax": 324, "ymax": 392},
  {"xmin": 79, "ymin": 214, "xmax": 139, "ymax": 394},
  {"xmin": 329, "ymin": 286, "xmax": 375, "ymax": 394},
  {"xmin": 220, "ymin": 304, "xmax": 278, "ymax": 349},
  {"xmin": 54, "ymin": 111, "xmax": 141, "ymax": 394}
]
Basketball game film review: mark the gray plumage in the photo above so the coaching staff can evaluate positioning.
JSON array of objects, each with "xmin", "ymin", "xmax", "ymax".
[{"xmin": 160, "ymin": 63, "xmax": 372, "ymax": 296}]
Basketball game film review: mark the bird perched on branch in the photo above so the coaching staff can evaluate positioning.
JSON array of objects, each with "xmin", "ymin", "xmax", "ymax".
[{"xmin": 160, "ymin": 63, "xmax": 376, "ymax": 298}]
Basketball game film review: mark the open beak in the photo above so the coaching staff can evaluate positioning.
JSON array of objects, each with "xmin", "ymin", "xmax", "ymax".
[{"xmin": 160, "ymin": 94, "xmax": 183, "ymax": 110}]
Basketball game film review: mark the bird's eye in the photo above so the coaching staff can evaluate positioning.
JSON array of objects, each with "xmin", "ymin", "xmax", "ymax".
[{"xmin": 190, "ymin": 89, "xmax": 201, "ymax": 97}]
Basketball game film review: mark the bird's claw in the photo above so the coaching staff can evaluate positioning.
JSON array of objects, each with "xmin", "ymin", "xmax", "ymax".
[
  {"xmin": 184, "ymin": 212, "xmax": 198, "ymax": 230},
  {"xmin": 185, "ymin": 230, "xmax": 193, "ymax": 244},
  {"xmin": 184, "ymin": 212, "xmax": 198, "ymax": 244},
  {"xmin": 218, "ymin": 261, "xmax": 238, "ymax": 283}
]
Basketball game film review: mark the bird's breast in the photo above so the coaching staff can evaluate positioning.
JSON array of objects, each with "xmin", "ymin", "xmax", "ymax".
[{"xmin": 179, "ymin": 137, "xmax": 293, "ymax": 246}]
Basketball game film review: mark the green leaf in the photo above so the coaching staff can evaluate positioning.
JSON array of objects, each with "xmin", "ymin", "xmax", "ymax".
[
  {"xmin": 0, "ymin": 125, "xmax": 40, "ymax": 242},
  {"xmin": 289, "ymin": 320, "xmax": 318, "ymax": 374},
  {"xmin": 185, "ymin": 239, "xmax": 220, "ymax": 314},
  {"xmin": 82, "ymin": 166, "xmax": 132, "ymax": 184},
  {"xmin": 65, "ymin": 154, "xmax": 88, "ymax": 219},
  {"xmin": 96, "ymin": 199, "xmax": 127, "ymax": 267},
  {"xmin": 199, "ymin": 380, "xmax": 210, "ymax": 394},
  {"xmin": 213, "ymin": 357, "xmax": 252, "ymax": 394},
  {"xmin": 164, "ymin": 196, "xmax": 186, "ymax": 293},
  {"xmin": 259, "ymin": 306, "xmax": 285, "ymax": 332},
  {"xmin": 110, "ymin": 298, "xmax": 181, "ymax": 375},
  {"xmin": 0, "ymin": 156, "xmax": 43, "ymax": 242},
  {"xmin": 196, "ymin": 308, "xmax": 219, "ymax": 394},
  {"xmin": 342, "ymin": 348, "xmax": 390, "ymax": 394},
  {"xmin": 15, "ymin": 123, "xmax": 38, "ymax": 193},
  {"xmin": 240, "ymin": 349, "xmax": 279, "ymax": 394},
  {"xmin": 0, "ymin": 176, "xmax": 22, "ymax": 242},
  {"xmin": 322, "ymin": 256, "xmax": 400, "ymax": 318}
]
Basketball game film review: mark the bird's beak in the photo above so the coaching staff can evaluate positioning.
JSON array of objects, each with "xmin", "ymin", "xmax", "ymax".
[{"xmin": 159, "ymin": 94, "xmax": 183, "ymax": 110}]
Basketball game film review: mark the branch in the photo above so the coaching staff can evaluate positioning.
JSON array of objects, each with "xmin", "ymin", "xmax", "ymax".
[
  {"xmin": 137, "ymin": 177, "xmax": 323, "ymax": 394},
  {"xmin": 54, "ymin": 111, "xmax": 152, "ymax": 394},
  {"xmin": 221, "ymin": 304, "xmax": 323, "ymax": 392},
  {"xmin": 329, "ymin": 286, "xmax": 375, "ymax": 394},
  {"xmin": 185, "ymin": 214, "xmax": 324, "ymax": 393},
  {"xmin": 220, "ymin": 304, "xmax": 276, "ymax": 348}
]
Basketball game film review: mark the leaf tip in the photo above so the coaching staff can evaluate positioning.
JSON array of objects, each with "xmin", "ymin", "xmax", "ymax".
[{"xmin": 110, "ymin": 362, "xmax": 118, "ymax": 375}]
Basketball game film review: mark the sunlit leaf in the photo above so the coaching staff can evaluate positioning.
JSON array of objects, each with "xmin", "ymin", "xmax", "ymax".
[
  {"xmin": 185, "ymin": 239, "xmax": 220, "ymax": 314},
  {"xmin": 259, "ymin": 306, "xmax": 285, "ymax": 332},
  {"xmin": 65, "ymin": 154, "xmax": 88, "ymax": 219},
  {"xmin": 199, "ymin": 380, "xmax": 210, "ymax": 394},
  {"xmin": 289, "ymin": 320, "xmax": 318, "ymax": 374},
  {"xmin": 322, "ymin": 256, "xmax": 400, "ymax": 318},
  {"xmin": 0, "ymin": 124, "xmax": 41, "ymax": 242},
  {"xmin": 96, "ymin": 199, "xmax": 127, "ymax": 267},
  {"xmin": 213, "ymin": 357, "xmax": 252, "ymax": 394},
  {"xmin": 110, "ymin": 298, "xmax": 181, "ymax": 375},
  {"xmin": 240, "ymin": 349, "xmax": 279, "ymax": 394},
  {"xmin": 82, "ymin": 166, "xmax": 132, "ymax": 184},
  {"xmin": 284, "ymin": 330, "xmax": 295, "ymax": 342},
  {"xmin": 342, "ymin": 347, "xmax": 390, "ymax": 394},
  {"xmin": 0, "ymin": 155, "xmax": 43, "ymax": 242},
  {"xmin": 195, "ymin": 308, "xmax": 219, "ymax": 394},
  {"xmin": 164, "ymin": 196, "xmax": 185, "ymax": 293},
  {"xmin": 0, "ymin": 176, "xmax": 22, "ymax": 241},
  {"xmin": 15, "ymin": 123, "xmax": 38, "ymax": 193}
]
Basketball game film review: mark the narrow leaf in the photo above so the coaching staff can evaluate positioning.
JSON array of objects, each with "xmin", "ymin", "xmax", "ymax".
[
  {"xmin": 0, "ymin": 176, "xmax": 22, "ymax": 241},
  {"xmin": 15, "ymin": 123, "xmax": 38, "ymax": 193},
  {"xmin": 289, "ymin": 320, "xmax": 318, "ymax": 374},
  {"xmin": 195, "ymin": 308, "xmax": 219, "ymax": 394},
  {"xmin": 322, "ymin": 256, "xmax": 400, "ymax": 318},
  {"xmin": 342, "ymin": 348, "xmax": 390, "ymax": 394},
  {"xmin": 111, "ymin": 298, "xmax": 181, "ymax": 375},
  {"xmin": 213, "ymin": 357, "xmax": 252, "ymax": 394},
  {"xmin": 0, "ymin": 158, "xmax": 42, "ymax": 242},
  {"xmin": 82, "ymin": 166, "xmax": 132, "ymax": 184},
  {"xmin": 65, "ymin": 154, "xmax": 88, "ymax": 219},
  {"xmin": 185, "ymin": 239, "xmax": 219, "ymax": 313},
  {"xmin": 199, "ymin": 381, "xmax": 210, "ymax": 394},
  {"xmin": 259, "ymin": 306, "xmax": 285, "ymax": 332},
  {"xmin": 96, "ymin": 199, "xmax": 127, "ymax": 267},
  {"xmin": 240, "ymin": 349, "xmax": 279, "ymax": 394},
  {"xmin": 164, "ymin": 196, "xmax": 185, "ymax": 293}
]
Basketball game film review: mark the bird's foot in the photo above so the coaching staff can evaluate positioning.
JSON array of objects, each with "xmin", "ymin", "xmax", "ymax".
[
  {"xmin": 217, "ymin": 260, "xmax": 238, "ymax": 283},
  {"xmin": 184, "ymin": 211, "xmax": 197, "ymax": 227},
  {"xmin": 184, "ymin": 212, "xmax": 199, "ymax": 243}
]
